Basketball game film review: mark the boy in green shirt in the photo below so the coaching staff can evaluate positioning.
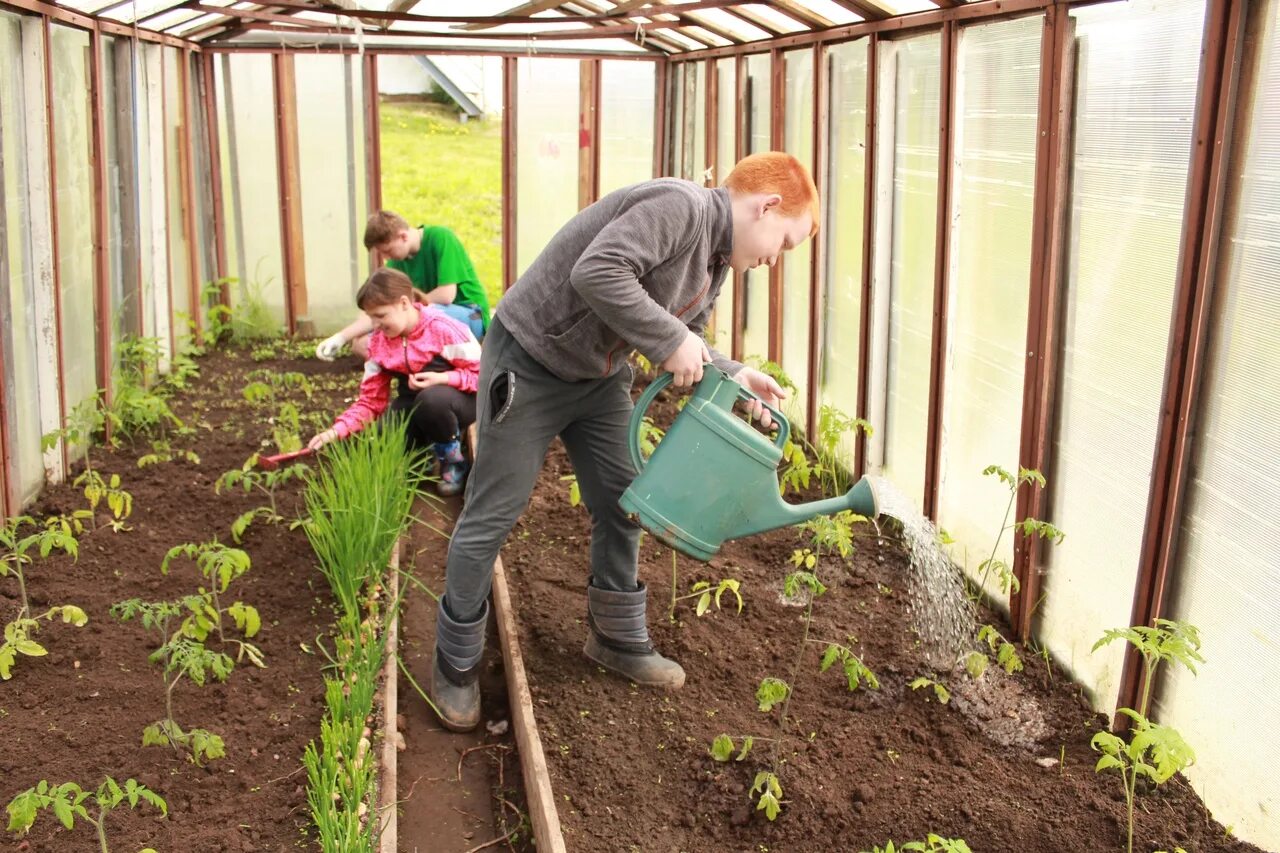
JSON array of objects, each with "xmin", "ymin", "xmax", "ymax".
[{"xmin": 316, "ymin": 210, "xmax": 491, "ymax": 360}]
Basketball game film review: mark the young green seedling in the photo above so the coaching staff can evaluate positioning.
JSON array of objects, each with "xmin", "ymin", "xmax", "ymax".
[
  {"xmin": 1093, "ymin": 619, "xmax": 1203, "ymax": 720},
  {"xmin": 1092, "ymin": 709, "xmax": 1195, "ymax": 853},
  {"xmin": 110, "ymin": 598, "xmax": 230, "ymax": 765},
  {"xmin": 971, "ymin": 465, "xmax": 1064, "ymax": 600},
  {"xmin": 816, "ymin": 640, "xmax": 880, "ymax": 691},
  {"xmin": 862, "ymin": 835, "xmax": 973, "ymax": 853},
  {"xmin": 709, "ymin": 734, "xmax": 756, "ymax": 762},
  {"xmin": 672, "ymin": 578, "xmax": 743, "ymax": 618},
  {"xmin": 79, "ymin": 472, "xmax": 134, "ymax": 532},
  {"xmin": 755, "ymin": 677, "xmax": 791, "ymax": 713},
  {"xmin": 217, "ymin": 458, "xmax": 310, "ymax": 540},
  {"xmin": 0, "ymin": 516, "xmax": 88, "ymax": 680},
  {"xmin": 161, "ymin": 542, "xmax": 263, "ymax": 666},
  {"xmin": 6, "ymin": 777, "xmax": 167, "ymax": 851},
  {"xmin": 749, "ymin": 771, "xmax": 784, "ymax": 821},
  {"xmin": 559, "ymin": 474, "xmax": 581, "ymax": 507},
  {"xmin": 965, "ymin": 624, "xmax": 1024, "ymax": 679},
  {"xmin": 137, "ymin": 439, "xmax": 201, "ymax": 468},
  {"xmin": 909, "ymin": 676, "xmax": 951, "ymax": 705}
]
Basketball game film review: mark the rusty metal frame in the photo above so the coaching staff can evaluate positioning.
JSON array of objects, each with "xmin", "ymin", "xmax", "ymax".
[
  {"xmin": 42, "ymin": 18, "xmax": 69, "ymax": 473},
  {"xmin": 730, "ymin": 52, "xmax": 745, "ymax": 363},
  {"xmin": 206, "ymin": 43, "xmax": 663, "ymax": 61},
  {"xmin": 502, "ymin": 56, "xmax": 517, "ymax": 291},
  {"xmin": 921, "ymin": 20, "xmax": 956, "ymax": 520},
  {"xmin": 704, "ymin": 57, "xmax": 717, "ymax": 185},
  {"xmin": 272, "ymin": 50, "xmax": 306, "ymax": 334},
  {"xmin": 767, "ymin": 47, "xmax": 783, "ymax": 364},
  {"xmin": 0, "ymin": 0, "xmax": 199, "ymax": 47},
  {"xmin": 1115, "ymin": 0, "xmax": 1245, "ymax": 718},
  {"xmin": 1010, "ymin": 5, "xmax": 1075, "ymax": 639},
  {"xmin": 855, "ymin": 33, "xmax": 877, "ymax": 479},
  {"xmin": 653, "ymin": 58, "xmax": 667, "ymax": 176},
  {"xmin": 806, "ymin": 41, "xmax": 827, "ymax": 435},
  {"xmin": 88, "ymin": 29, "xmax": 114, "ymax": 422},
  {"xmin": 363, "ymin": 51, "xmax": 382, "ymax": 277}
]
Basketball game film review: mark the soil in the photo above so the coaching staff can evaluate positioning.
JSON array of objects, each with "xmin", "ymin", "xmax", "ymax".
[
  {"xmin": 497, "ymin": 374, "xmax": 1270, "ymax": 853},
  {"xmin": 0, "ymin": 344, "xmax": 485, "ymax": 853}
]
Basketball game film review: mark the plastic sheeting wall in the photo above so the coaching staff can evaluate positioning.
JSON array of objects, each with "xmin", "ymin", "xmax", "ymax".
[
  {"xmin": 0, "ymin": 12, "xmax": 47, "ymax": 506},
  {"xmin": 599, "ymin": 61, "xmax": 655, "ymax": 196},
  {"xmin": 869, "ymin": 34, "xmax": 940, "ymax": 512},
  {"xmin": 1157, "ymin": 2, "xmax": 1280, "ymax": 846},
  {"xmin": 781, "ymin": 49, "xmax": 813, "ymax": 431},
  {"xmin": 162, "ymin": 46, "xmax": 192, "ymax": 345},
  {"xmin": 295, "ymin": 54, "xmax": 367, "ymax": 334},
  {"xmin": 516, "ymin": 58, "xmax": 578, "ymax": 277},
  {"xmin": 138, "ymin": 43, "xmax": 170, "ymax": 356},
  {"xmin": 937, "ymin": 16, "xmax": 1040, "ymax": 594},
  {"xmin": 1037, "ymin": 0, "xmax": 1205, "ymax": 713},
  {"xmin": 820, "ymin": 40, "xmax": 868, "ymax": 467},
  {"xmin": 741, "ymin": 53, "xmax": 771, "ymax": 363},
  {"xmin": 708, "ymin": 57, "xmax": 736, "ymax": 353},
  {"xmin": 215, "ymin": 52, "xmax": 285, "ymax": 328}
]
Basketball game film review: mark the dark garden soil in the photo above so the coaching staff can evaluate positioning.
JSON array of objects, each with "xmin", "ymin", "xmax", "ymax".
[
  {"xmin": 498, "ymin": 375, "xmax": 1268, "ymax": 853},
  {"xmin": 1, "ymin": 346, "xmax": 368, "ymax": 852}
]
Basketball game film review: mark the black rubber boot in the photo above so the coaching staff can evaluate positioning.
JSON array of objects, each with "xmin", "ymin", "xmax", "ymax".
[
  {"xmin": 583, "ymin": 581, "xmax": 685, "ymax": 689},
  {"xmin": 429, "ymin": 599, "xmax": 488, "ymax": 732}
]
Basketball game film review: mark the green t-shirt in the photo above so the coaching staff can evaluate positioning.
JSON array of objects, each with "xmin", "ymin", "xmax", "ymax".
[{"xmin": 387, "ymin": 225, "xmax": 490, "ymax": 329}]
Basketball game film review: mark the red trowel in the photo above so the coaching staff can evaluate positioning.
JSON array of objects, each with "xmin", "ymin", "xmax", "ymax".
[{"xmin": 256, "ymin": 447, "xmax": 316, "ymax": 471}]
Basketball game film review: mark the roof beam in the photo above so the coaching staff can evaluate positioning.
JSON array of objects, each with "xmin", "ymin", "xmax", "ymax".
[
  {"xmin": 767, "ymin": 0, "xmax": 833, "ymax": 29},
  {"xmin": 823, "ymin": 0, "xmax": 892, "ymax": 21},
  {"xmin": 456, "ymin": 0, "xmax": 566, "ymax": 30}
]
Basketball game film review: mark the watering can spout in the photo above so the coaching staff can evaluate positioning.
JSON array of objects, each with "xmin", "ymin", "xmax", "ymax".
[{"xmin": 619, "ymin": 368, "xmax": 880, "ymax": 562}]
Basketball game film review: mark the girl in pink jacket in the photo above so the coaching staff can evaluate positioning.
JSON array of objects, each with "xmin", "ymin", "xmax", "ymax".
[{"xmin": 308, "ymin": 268, "xmax": 481, "ymax": 495}]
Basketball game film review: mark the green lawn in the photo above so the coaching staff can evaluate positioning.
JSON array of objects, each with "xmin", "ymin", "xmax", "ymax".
[{"xmin": 379, "ymin": 100, "xmax": 504, "ymax": 310}]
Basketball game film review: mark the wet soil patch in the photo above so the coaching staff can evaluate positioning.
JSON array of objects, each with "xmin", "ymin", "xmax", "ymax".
[{"xmin": 498, "ymin": 375, "xmax": 1266, "ymax": 853}]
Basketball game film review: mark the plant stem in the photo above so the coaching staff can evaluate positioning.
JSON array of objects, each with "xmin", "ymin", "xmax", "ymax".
[
  {"xmin": 1125, "ymin": 764, "xmax": 1136, "ymax": 853},
  {"xmin": 668, "ymin": 550, "xmax": 677, "ymax": 623},
  {"xmin": 976, "ymin": 484, "xmax": 1017, "ymax": 599},
  {"xmin": 773, "ymin": 593, "xmax": 816, "ymax": 769},
  {"xmin": 93, "ymin": 804, "xmax": 109, "ymax": 853},
  {"xmin": 15, "ymin": 565, "xmax": 30, "ymax": 618},
  {"xmin": 1138, "ymin": 651, "xmax": 1158, "ymax": 720}
]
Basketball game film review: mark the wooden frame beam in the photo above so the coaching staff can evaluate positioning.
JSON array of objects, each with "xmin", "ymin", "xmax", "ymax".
[
  {"xmin": 88, "ymin": 30, "xmax": 114, "ymax": 423},
  {"xmin": 731, "ymin": 52, "xmax": 745, "ymax": 363},
  {"xmin": 1010, "ymin": 5, "xmax": 1075, "ymax": 638},
  {"xmin": 0, "ymin": 0, "xmax": 200, "ymax": 47},
  {"xmin": 855, "ymin": 33, "xmax": 877, "ymax": 479},
  {"xmin": 178, "ymin": 50, "xmax": 203, "ymax": 338},
  {"xmin": 271, "ymin": 52, "xmax": 307, "ymax": 334},
  {"xmin": 578, "ymin": 58, "xmax": 601, "ymax": 208},
  {"xmin": 806, "ymin": 41, "xmax": 828, "ymax": 435},
  {"xmin": 199, "ymin": 51, "xmax": 229, "ymax": 293},
  {"xmin": 767, "ymin": 47, "xmax": 783, "ymax": 364}
]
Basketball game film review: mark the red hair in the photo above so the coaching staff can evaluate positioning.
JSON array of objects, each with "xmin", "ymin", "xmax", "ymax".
[
  {"xmin": 723, "ymin": 152, "xmax": 820, "ymax": 236},
  {"xmin": 355, "ymin": 268, "xmax": 429, "ymax": 310}
]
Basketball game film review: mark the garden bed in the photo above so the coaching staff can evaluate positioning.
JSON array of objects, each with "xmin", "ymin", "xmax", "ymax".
[
  {"xmin": 498, "ymin": 379, "xmax": 1266, "ymax": 853},
  {"xmin": 0, "ymin": 346, "xmax": 358, "ymax": 851}
]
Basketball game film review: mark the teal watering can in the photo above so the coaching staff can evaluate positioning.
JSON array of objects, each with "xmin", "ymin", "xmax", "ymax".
[{"xmin": 619, "ymin": 367, "xmax": 879, "ymax": 561}]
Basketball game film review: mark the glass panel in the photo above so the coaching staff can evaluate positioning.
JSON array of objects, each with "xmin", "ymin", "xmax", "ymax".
[
  {"xmin": 163, "ymin": 46, "xmax": 192, "ymax": 347},
  {"xmin": 937, "ymin": 15, "xmax": 1042, "ymax": 599},
  {"xmin": 781, "ymin": 48, "xmax": 814, "ymax": 429},
  {"xmin": 873, "ymin": 34, "xmax": 940, "ymax": 511},
  {"xmin": 51, "ymin": 25, "xmax": 99, "ymax": 431},
  {"xmin": 708, "ymin": 56, "xmax": 737, "ymax": 353},
  {"xmin": 217, "ymin": 53, "xmax": 286, "ymax": 327},
  {"xmin": 1160, "ymin": 3, "xmax": 1280, "ymax": 848},
  {"xmin": 741, "ymin": 52, "xmax": 771, "ymax": 363},
  {"xmin": 820, "ymin": 39, "xmax": 868, "ymax": 470},
  {"xmin": 1038, "ymin": 0, "xmax": 1206, "ymax": 714},
  {"xmin": 516, "ymin": 58, "xmax": 578, "ymax": 277},
  {"xmin": 295, "ymin": 54, "xmax": 367, "ymax": 336},
  {"xmin": 599, "ymin": 60, "xmax": 655, "ymax": 195},
  {"xmin": 137, "ymin": 43, "xmax": 165, "ymax": 347},
  {"xmin": 0, "ymin": 12, "xmax": 46, "ymax": 504}
]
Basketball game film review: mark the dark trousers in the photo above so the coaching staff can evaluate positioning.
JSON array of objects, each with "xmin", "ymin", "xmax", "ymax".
[
  {"xmin": 388, "ymin": 384, "xmax": 476, "ymax": 450},
  {"xmin": 442, "ymin": 317, "xmax": 639, "ymax": 623}
]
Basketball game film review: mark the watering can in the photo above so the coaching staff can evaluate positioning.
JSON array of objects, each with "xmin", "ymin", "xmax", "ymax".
[{"xmin": 619, "ymin": 367, "xmax": 879, "ymax": 562}]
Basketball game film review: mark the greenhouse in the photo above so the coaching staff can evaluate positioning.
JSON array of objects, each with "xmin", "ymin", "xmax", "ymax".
[{"xmin": 0, "ymin": 0, "xmax": 1276, "ymax": 850}]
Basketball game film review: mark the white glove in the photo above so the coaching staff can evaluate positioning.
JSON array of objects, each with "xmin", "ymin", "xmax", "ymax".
[{"xmin": 316, "ymin": 333, "xmax": 346, "ymax": 361}]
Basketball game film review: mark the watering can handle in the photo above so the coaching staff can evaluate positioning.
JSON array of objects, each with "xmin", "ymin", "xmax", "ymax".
[{"xmin": 628, "ymin": 371, "xmax": 789, "ymax": 475}]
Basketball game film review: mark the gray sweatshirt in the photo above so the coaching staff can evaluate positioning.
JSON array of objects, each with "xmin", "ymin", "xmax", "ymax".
[{"xmin": 495, "ymin": 179, "xmax": 742, "ymax": 382}]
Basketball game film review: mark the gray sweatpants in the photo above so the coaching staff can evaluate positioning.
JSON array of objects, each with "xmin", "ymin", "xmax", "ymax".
[{"xmin": 442, "ymin": 316, "xmax": 640, "ymax": 623}]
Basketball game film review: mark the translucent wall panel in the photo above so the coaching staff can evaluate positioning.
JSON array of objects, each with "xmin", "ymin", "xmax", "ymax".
[
  {"xmin": 51, "ymin": 25, "xmax": 99, "ymax": 423},
  {"xmin": 516, "ymin": 58, "xmax": 578, "ymax": 277},
  {"xmin": 187, "ymin": 53, "xmax": 215, "ymax": 311},
  {"xmin": 741, "ymin": 53, "xmax": 772, "ymax": 363},
  {"xmin": 691, "ymin": 61, "xmax": 707, "ymax": 184},
  {"xmin": 599, "ymin": 60, "xmax": 655, "ymax": 195},
  {"xmin": 0, "ymin": 12, "xmax": 46, "ymax": 503},
  {"xmin": 1038, "ymin": 0, "xmax": 1205, "ymax": 712},
  {"xmin": 667, "ymin": 62, "xmax": 683, "ymax": 177},
  {"xmin": 781, "ymin": 49, "xmax": 814, "ymax": 430},
  {"xmin": 708, "ymin": 57, "xmax": 737, "ymax": 353},
  {"xmin": 937, "ymin": 16, "xmax": 1041, "ymax": 596},
  {"xmin": 295, "ymin": 54, "xmax": 367, "ymax": 335},
  {"xmin": 99, "ymin": 36, "xmax": 128, "ymax": 344},
  {"xmin": 1159, "ymin": 3, "xmax": 1280, "ymax": 847},
  {"xmin": 216, "ymin": 53, "xmax": 285, "ymax": 326},
  {"xmin": 820, "ymin": 40, "xmax": 868, "ymax": 469},
  {"xmin": 870, "ymin": 34, "xmax": 940, "ymax": 511},
  {"xmin": 163, "ymin": 46, "xmax": 192, "ymax": 345},
  {"xmin": 137, "ymin": 43, "xmax": 166, "ymax": 348}
]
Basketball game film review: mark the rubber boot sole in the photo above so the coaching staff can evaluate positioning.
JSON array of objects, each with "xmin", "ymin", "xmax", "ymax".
[
  {"xmin": 430, "ymin": 658, "xmax": 481, "ymax": 732},
  {"xmin": 584, "ymin": 633, "xmax": 686, "ymax": 689}
]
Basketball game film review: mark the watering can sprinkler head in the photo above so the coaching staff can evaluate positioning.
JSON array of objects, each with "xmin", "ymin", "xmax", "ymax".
[{"xmin": 619, "ymin": 368, "xmax": 879, "ymax": 562}]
